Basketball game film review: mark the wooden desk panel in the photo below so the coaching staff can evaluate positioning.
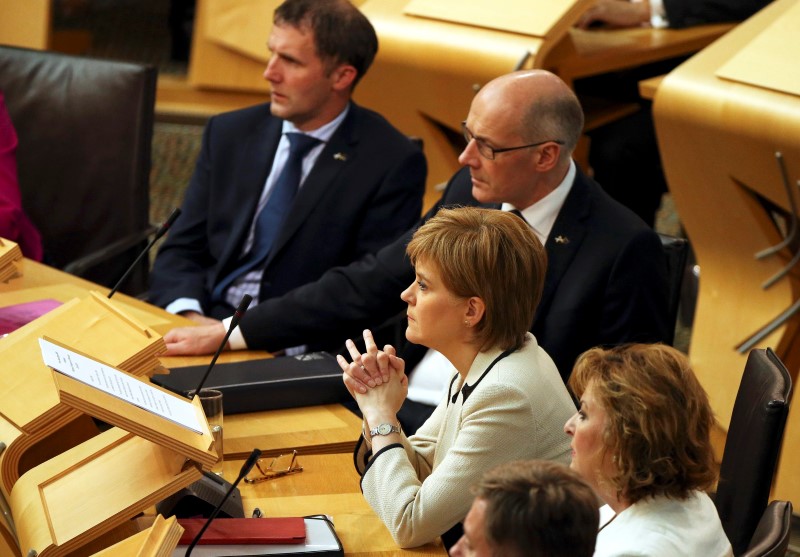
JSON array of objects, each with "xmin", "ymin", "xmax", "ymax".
[
  {"xmin": 231, "ymin": 453, "xmax": 447, "ymax": 556},
  {"xmin": 0, "ymin": 259, "xmax": 189, "ymax": 335},
  {"xmin": 654, "ymin": 0, "xmax": 800, "ymax": 505},
  {"xmin": 544, "ymin": 24, "xmax": 734, "ymax": 83},
  {"xmin": 224, "ymin": 404, "xmax": 361, "ymax": 459}
]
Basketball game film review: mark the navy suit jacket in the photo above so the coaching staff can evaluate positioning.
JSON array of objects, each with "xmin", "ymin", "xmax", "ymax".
[
  {"xmin": 241, "ymin": 165, "xmax": 670, "ymax": 378},
  {"xmin": 664, "ymin": 0, "xmax": 771, "ymax": 28},
  {"xmin": 149, "ymin": 102, "xmax": 426, "ymax": 316}
]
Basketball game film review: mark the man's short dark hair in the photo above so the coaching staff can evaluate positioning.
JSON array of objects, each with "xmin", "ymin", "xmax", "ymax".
[
  {"xmin": 475, "ymin": 460, "xmax": 599, "ymax": 557},
  {"xmin": 274, "ymin": 0, "xmax": 378, "ymax": 87}
]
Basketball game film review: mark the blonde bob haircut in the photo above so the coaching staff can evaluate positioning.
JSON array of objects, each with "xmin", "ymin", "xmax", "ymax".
[
  {"xmin": 568, "ymin": 343, "xmax": 717, "ymax": 505},
  {"xmin": 406, "ymin": 206, "xmax": 546, "ymax": 351}
]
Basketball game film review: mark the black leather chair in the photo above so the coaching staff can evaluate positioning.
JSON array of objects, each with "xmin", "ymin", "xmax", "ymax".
[
  {"xmin": 657, "ymin": 232, "xmax": 689, "ymax": 346},
  {"xmin": 714, "ymin": 348, "xmax": 793, "ymax": 556},
  {"xmin": 740, "ymin": 500, "xmax": 793, "ymax": 557},
  {"xmin": 0, "ymin": 45, "xmax": 157, "ymax": 294}
]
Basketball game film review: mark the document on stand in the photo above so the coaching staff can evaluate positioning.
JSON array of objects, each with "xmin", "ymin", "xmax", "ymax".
[{"xmin": 38, "ymin": 337, "xmax": 204, "ymax": 434}]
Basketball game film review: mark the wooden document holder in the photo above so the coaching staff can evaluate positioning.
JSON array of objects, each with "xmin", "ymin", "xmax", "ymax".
[
  {"xmin": 89, "ymin": 516, "xmax": 184, "ymax": 557},
  {"xmin": 5, "ymin": 349, "xmax": 216, "ymax": 557},
  {"xmin": 0, "ymin": 292, "xmax": 166, "ymax": 496},
  {"xmin": 0, "ymin": 237, "xmax": 23, "ymax": 282}
]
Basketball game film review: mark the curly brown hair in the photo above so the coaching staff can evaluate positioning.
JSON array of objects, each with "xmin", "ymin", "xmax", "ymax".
[{"xmin": 568, "ymin": 344, "xmax": 717, "ymax": 504}]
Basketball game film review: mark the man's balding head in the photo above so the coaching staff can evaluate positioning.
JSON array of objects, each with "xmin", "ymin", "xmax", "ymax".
[{"xmin": 477, "ymin": 70, "xmax": 584, "ymax": 160}]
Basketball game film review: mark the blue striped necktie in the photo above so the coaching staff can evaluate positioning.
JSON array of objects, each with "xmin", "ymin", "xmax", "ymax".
[{"xmin": 213, "ymin": 132, "xmax": 321, "ymax": 301}]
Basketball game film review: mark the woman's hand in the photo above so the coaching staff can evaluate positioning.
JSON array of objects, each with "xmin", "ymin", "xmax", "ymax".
[{"xmin": 337, "ymin": 329, "xmax": 405, "ymax": 396}]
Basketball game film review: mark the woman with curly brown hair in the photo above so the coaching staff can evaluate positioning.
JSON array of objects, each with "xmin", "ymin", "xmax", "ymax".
[{"xmin": 564, "ymin": 343, "xmax": 732, "ymax": 556}]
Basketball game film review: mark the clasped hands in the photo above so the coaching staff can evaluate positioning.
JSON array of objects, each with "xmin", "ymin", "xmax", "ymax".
[{"xmin": 337, "ymin": 329, "xmax": 408, "ymax": 427}]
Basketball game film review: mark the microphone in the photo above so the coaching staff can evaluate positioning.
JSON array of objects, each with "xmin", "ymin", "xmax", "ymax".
[
  {"xmin": 107, "ymin": 208, "xmax": 182, "ymax": 299},
  {"xmin": 184, "ymin": 448, "xmax": 262, "ymax": 557},
  {"xmin": 189, "ymin": 294, "xmax": 253, "ymax": 398}
]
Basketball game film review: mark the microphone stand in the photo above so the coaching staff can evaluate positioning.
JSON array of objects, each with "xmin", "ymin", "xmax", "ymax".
[
  {"xmin": 188, "ymin": 294, "xmax": 253, "ymax": 399},
  {"xmin": 107, "ymin": 208, "xmax": 181, "ymax": 299},
  {"xmin": 184, "ymin": 448, "xmax": 262, "ymax": 557}
]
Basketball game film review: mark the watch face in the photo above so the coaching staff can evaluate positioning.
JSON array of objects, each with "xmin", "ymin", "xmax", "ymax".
[{"xmin": 377, "ymin": 423, "xmax": 392, "ymax": 435}]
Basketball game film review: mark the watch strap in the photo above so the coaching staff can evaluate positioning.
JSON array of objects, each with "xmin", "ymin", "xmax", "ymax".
[{"xmin": 369, "ymin": 422, "xmax": 401, "ymax": 437}]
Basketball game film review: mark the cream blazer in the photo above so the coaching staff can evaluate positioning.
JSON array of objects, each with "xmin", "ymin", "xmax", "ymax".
[{"xmin": 355, "ymin": 333, "xmax": 575, "ymax": 547}]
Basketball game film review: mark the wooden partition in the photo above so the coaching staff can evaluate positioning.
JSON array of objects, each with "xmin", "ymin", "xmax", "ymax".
[{"xmin": 654, "ymin": 0, "xmax": 800, "ymax": 505}]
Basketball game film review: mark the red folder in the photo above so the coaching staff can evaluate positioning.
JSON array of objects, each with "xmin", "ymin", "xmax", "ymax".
[{"xmin": 178, "ymin": 517, "xmax": 306, "ymax": 545}]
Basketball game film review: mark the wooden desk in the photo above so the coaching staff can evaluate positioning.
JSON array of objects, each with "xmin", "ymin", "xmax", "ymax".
[
  {"xmin": 1, "ymin": 259, "xmax": 362, "ymax": 461},
  {"xmin": 231, "ymin": 453, "xmax": 447, "ymax": 557},
  {"xmin": 0, "ymin": 260, "xmax": 392, "ymax": 555},
  {"xmin": 0, "ymin": 259, "xmax": 187, "ymax": 336},
  {"xmin": 544, "ymin": 24, "xmax": 734, "ymax": 84}
]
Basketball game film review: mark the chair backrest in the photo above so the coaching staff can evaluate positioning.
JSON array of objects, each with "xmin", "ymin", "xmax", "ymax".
[
  {"xmin": 0, "ymin": 45, "xmax": 156, "ymax": 294},
  {"xmin": 657, "ymin": 232, "xmax": 688, "ymax": 346},
  {"xmin": 740, "ymin": 500, "xmax": 793, "ymax": 557},
  {"xmin": 715, "ymin": 348, "xmax": 793, "ymax": 555}
]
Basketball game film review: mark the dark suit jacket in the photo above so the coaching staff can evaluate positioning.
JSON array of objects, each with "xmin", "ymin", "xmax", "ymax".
[
  {"xmin": 664, "ymin": 0, "xmax": 772, "ymax": 28},
  {"xmin": 149, "ymin": 102, "xmax": 426, "ymax": 316},
  {"xmin": 241, "ymin": 165, "xmax": 670, "ymax": 378}
]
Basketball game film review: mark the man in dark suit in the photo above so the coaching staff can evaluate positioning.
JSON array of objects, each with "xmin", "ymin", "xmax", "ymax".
[
  {"xmin": 149, "ymin": 0, "xmax": 426, "ymax": 341},
  {"xmin": 164, "ymin": 70, "xmax": 670, "ymax": 431}
]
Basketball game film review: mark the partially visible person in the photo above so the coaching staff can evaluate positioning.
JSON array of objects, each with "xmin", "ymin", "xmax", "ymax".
[
  {"xmin": 450, "ymin": 460, "xmax": 599, "ymax": 557},
  {"xmin": 151, "ymin": 0, "xmax": 425, "ymax": 344},
  {"xmin": 577, "ymin": 0, "xmax": 772, "ymax": 30},
  {"xmin": 565, "ymin": 344, "xmax": 732, "ymax": 556},
  {"xmin": 576, "ymin": 0, "xmax": 774, "ymax": 226},
  {"xmin": 0, "ymin": 91, "xmax": 43, "ymax": 261},
  {"xmin": 338, "ymin": 207, "xmax": 575, "ymax": 549}
]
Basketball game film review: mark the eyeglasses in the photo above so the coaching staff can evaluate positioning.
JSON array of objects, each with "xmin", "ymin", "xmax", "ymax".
[
  {"xmin": 461, "ymin": 121, "xmax": 564, "ymax": 160},
  {"xmin": 244, "ymin": 450, "xmax": 303, "ymax": 483}
]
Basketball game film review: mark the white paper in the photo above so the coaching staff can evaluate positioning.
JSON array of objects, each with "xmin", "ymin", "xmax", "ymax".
[{"xmin": 39, "ymin": 337, "xmax": 204, "ymax": 434}]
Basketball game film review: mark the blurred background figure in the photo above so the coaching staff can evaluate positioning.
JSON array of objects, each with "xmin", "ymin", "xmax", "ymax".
[{"xmin": 0, "ymin": 91, "xmax": 42, "ymax": 261}]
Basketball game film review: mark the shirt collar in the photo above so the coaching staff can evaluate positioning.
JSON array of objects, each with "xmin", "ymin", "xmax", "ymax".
[
  {"xmin": 502, "ymin": 159, "xmax": 575, "ymax": 245},
  {"xmin": 281, "ymin": 103, "xmax": 351, "ymax": 143}
]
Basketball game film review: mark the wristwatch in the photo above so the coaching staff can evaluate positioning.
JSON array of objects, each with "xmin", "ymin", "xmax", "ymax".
[{"xmin": 369, "ymin": 422, "xmax": 401, "ymax": 437}]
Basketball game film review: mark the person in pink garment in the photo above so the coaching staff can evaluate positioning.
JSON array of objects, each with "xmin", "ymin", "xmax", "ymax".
[{"xmin": 0, "ymin": 91, "xmax": 43, "ymax": 261}]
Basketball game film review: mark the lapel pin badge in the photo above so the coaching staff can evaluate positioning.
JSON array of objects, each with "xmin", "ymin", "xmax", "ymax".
[
  {"xmin": 554, "ymin": 235, "xmax": 570, "ymax": 244},
  {"xmin": 333, "ymin": 152, "xmax": 347, "ymax": 161}
]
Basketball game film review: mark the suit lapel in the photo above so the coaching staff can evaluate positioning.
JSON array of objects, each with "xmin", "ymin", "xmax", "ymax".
[
  {"xmin": 265, "ymin": 105, "xmax": 359, "ymax": 265},
  {"xmin": 216, "ymin": 114, "xmax": 282, "ymax": 278},
  {"xmin": 534, "ymin": 169, "xmax": 592, "ymax": 326}
]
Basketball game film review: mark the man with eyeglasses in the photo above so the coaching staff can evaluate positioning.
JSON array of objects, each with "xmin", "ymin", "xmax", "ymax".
[{"xmin": 165, "ymin": 70, "xmax": 669, "ymax": 431}]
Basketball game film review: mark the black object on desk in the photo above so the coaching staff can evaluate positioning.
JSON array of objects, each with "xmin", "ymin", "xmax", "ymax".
[{"xmin": 153, "ymin": 352, "xmax": 349, "ymax": 414}]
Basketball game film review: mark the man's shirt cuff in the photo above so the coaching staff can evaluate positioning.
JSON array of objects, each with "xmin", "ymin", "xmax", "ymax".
[
  {"xmin": 649, "ymin": 0, "xmax": 669, "ymax": 28},
  {"xmin": 166, "ymin": 298, "xmax": 204, "ymax": 316},
  {"xmin": 222, "ymin": 315, "xmax": 248, "ymax": 350}
]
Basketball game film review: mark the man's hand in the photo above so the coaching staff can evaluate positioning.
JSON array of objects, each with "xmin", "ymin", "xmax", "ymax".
[
  {"xmin": 576, "ymin": 0, "xmax": 651, "ymax": 29},
  {"xmin": 179, "ymin": 310, "xmax": 224, "ymax": 326},
  {"xmin": 164, "ymin": 322, "xmax": 227, "ymax": 356}
]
